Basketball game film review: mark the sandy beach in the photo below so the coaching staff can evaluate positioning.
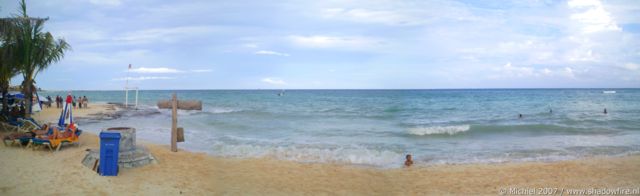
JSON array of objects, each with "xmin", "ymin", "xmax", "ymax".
[{"xmin": 0, "ymin": 104, "xmax": 638, "ymax": 195}]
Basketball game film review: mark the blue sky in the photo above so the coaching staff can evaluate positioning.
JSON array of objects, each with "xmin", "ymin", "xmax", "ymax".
[{"xmin": 1, "ymin": 0, "xmax": 639, "ymax": 90}]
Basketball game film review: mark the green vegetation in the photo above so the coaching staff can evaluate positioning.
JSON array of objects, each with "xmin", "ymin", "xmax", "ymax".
[{"xmin": 0, "ymin": 0, "xmax": 70, "ymax": 117}]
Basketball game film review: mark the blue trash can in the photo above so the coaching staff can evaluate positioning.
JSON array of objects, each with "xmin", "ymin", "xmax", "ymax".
[{"xmin": 99, "ymin": 131, "xmax": 121, "ymax": 176}]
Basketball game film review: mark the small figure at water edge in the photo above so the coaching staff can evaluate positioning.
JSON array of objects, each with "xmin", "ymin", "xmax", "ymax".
[
  {"xmin": 604, "ymin": 108, "xmax": 607, "ymax": 114},
  {"xmin": 518, "ymin": 114, "xmax": 523, "ymax": 119},
  {"xmin": 405, "ymin": 154, "xmax": 413, "ymax": 167}
]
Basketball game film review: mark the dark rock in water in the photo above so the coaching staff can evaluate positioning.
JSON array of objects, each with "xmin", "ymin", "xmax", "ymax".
[{"xmin": 81, "ymin": 127, "xmax": 157, "ymax": 170}]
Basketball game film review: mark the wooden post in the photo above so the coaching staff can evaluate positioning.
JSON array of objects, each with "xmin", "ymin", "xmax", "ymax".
[{"xmin": 171, "ymin": 93, "xmax": 178, "ymax": 152}]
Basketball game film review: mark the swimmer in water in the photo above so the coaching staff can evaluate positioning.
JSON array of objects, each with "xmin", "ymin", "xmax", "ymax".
[
  {"xmin": 404, "ymin": 154, "xmax": 413, "ymax": 167},
  {"xmin": 604, "ymin": 108, "xmax": 608, "ymax": 114},
  {"xmin": 519, "ymin": 114, "xmax": 523, "ymax": 118}
]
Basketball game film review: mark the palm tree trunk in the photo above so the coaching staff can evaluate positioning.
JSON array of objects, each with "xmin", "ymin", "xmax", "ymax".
[
  {"xmin": 22, "ymin": 78, "xmax": 32, "ymax": 118},
  {"xmin": 1, "ymin": 81, "xmax": 9, "ymax": 116}
]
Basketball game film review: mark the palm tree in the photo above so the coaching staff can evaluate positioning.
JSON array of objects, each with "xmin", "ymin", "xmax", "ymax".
[
  {"xmin": 0, "ymin": 18, "xmax": 21, "ymax": 115},
  {"xmin": 12, "ymin": 0, "xmax": 70, "ymax": 118}
]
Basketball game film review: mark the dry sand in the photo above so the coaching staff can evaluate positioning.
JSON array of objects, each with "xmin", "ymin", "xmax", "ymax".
[{"xmin": 1, "ymin": 104, "xmax": 639, "ymax": 195}]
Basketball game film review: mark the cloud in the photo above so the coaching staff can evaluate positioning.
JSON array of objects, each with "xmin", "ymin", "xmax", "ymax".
[
  {"xmin": 66, "ymin": 49, "xmax": 152, "ymax": 66},
  {"xmin": 243, "ymin": 43, "xmax": 259, "ymax": 48},
  {"xmin": 130, "ymin": 67, "xmax": 183, "ymax": 73},
  {"xmin": 114, "ymin": 26, "xmax": 219, "ymax": 44},
  {"xmin": 490, "ymin": 62, "xmax": 577, "ymax": 79},
  {"xmin": 289, "ymin": 35, "xmax": 382, "ymax": 49},
  {"xmin": 89, "ymin": 0, "xmax": 121, "ymax": 6},
  {"xmin": 113, "ymin": 76, "xmax": 174, "ymax": 81},
  {"xmin": 322, "ymin": 8, "xmax": 420, "ymax": 26},
  {"xmin": 261, "ymin": 77, "xmax": 287, "ymax": 85},
  {"xmin": 128, "ymin": 67, "xmax": 213, "ymax": 73},
  {"xmin": 568, "ymin": 0, "xmax": 621, "ymax": 33},
  {"xmin": 255, "ymin": 50, "xmax": 290, "ymax": 57},
  {"xmin": 621, "ymin": 63, "xmax": 639, "ymax": 71},
  {"xmin": 190, "ymin": 69, "xmax": 213, "ymax": 73}
]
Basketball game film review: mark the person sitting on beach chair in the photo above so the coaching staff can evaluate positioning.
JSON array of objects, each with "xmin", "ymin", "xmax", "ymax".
[
  {"xmin": 28, "ymin": 124, "xmax": 80, "ymax": 151},
  {"xmin": 46, "ymin": 124, "xmax": 74, "ymax": 139},
  {"xmin": 31, "ymin": 123, "xmax": 51, "ymax": 139}
]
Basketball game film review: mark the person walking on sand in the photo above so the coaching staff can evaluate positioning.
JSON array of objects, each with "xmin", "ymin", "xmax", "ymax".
[{"xmin": 405, "ymin": 154, "xmax": 414, "ymax": 167}]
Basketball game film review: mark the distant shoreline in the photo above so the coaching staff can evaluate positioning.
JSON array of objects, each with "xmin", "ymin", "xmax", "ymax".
[{"xmin": 36, "ymin": 88, "xmax": 640, "ymax": 91}]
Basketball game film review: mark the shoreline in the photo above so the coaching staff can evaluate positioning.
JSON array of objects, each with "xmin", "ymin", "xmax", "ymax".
[{"xmin": 1, "ymin": 103, "xmax": 638, "ymax": 194}]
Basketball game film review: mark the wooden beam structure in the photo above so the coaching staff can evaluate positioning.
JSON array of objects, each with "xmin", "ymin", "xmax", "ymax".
[{"xmin": 171, "ymin": 93, "xmax": 178, "ymax": 152}]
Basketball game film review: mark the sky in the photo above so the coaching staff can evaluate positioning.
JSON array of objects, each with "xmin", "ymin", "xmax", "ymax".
[{"xmin": 1, "ymin": 0, "xmax": 639, "ymax": 90}]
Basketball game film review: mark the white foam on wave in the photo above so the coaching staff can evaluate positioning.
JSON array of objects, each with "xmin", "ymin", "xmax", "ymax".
[
  {"xmin": 211, "ymin": 143, "xmax": 405, "ymax": 168},
  {"xmin": 408, "ymin": 125, "xmax": 470, "ymax": 135},
  {"xmin": 208, "ymin": 107, "xmax": 242, "ymax": 114}
]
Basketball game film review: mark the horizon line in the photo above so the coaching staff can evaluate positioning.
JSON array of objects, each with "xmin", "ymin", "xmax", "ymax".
[{"xmin": 37, "ymin": 87, "xmax": 640, "ymax": 91}]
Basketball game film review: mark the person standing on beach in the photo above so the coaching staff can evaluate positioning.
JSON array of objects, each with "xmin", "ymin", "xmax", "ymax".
[
  {"xmin": 77, "ymin": 96, "xmax": 82, "ymax": 109},
  {"xmin": 46, "ymin": 96, "xmax": 52, "ymax": 108},
  {"xmin": 83, "ymin": 96, "xmax": 88, "ymax": 108},
  {"xmin": 72, "ymin": 96, "xmax": 77, "ymax": 109}
]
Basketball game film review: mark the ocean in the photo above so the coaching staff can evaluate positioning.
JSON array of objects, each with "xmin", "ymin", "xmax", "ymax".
[{"xmin": 39, "ymin": 89, "xmax": 640, "ymax": 168}]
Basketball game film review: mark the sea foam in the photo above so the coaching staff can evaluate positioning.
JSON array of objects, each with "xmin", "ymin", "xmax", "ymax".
[{"xmin": 408, "ymin": 125, "xmax": 470, "ymax": 135}]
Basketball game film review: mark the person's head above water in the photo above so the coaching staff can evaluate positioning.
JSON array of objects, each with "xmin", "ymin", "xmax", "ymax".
[{"xmin": 404, "ymin": 154, "xmax": 413, "ymax": 167}]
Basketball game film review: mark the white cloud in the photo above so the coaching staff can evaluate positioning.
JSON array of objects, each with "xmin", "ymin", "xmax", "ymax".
[
  {"xmin": 568, "ymin": 0, "xmax": 621, "ymax": 33},
  {"xmin": 128, "ymin": 67, "xmax": 213, "ymax": 73},
  {"xmin": 130, "ymin": 67, "xmax": 183, "ymax": 73},
  {"xmin": 261, "ymin": 77, "xmax": 287, "ymax": 85},
  {"xmin": 621, "ymin": 63, "xmax": 639, "ymax": 71},
  {"xmin": 115, "ymin": 26, "xmax": 219, "ymax": 44},
  {"xmin": 243, "ymin": 43, "xmax": 259, "ymax": 48},
  {"xmin": 289, "ymin": 35, "xmax": 382, "ymax": 49},
  {"xmin": 255, "ymin": 50, "xmax": 290, "ymax": 57},
  {"xmin": 490, "ymin": 62, "xmax": 578, "ymax": 79},
  {"xmin": 113, "ymin": 76, "xmax": 174, "ymax": 81},
  {"xmin": 66, "ymin": 49, "xmax": 152, "ymax": 66},
  {"xmin": 322, "ymin": 8, "xmax": 419, "ymax": 26},
  {"xmin": 57, "ymin": 29, "xmax": 107, "ymax": 42},
  {"xmin": 89, "ymin": 0, "xmax": 121, "ymax": 6},
  {"xmin": 190, "ymin": 69, "xmax": 213, "ymax": 73}
]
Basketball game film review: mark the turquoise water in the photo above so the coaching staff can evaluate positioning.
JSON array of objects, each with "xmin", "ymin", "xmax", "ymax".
[{"xmin": 40, "ymin": 89, "xmax": 640, "ymax": 168}]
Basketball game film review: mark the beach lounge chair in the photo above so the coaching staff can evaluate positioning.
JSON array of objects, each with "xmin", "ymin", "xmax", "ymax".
[
  {"xmin": 17, "ymin": 118, "xmax": 40, "ymax": 133},
  {"xmin": 0, "ymin": 122, "xmax": 19, "ymax": 132},
  {"xmin": 2, "ymin": 132, "xmax": 33, "ymax": 147},
  {"xmin": 28, "ymin": 127, "xmax": 82, "ymax": 152}
]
